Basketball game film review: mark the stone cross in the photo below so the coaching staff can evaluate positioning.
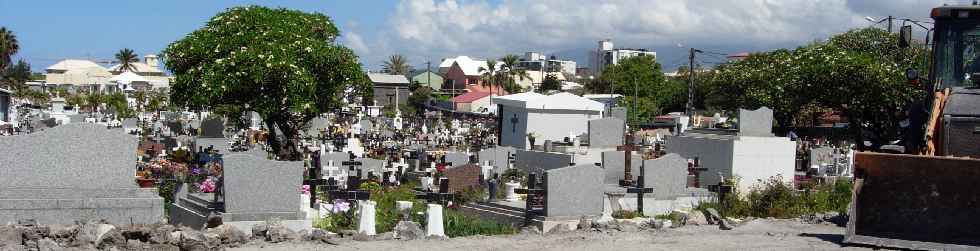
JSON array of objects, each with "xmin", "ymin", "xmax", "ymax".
[
  {"xmin": 687, "ymin": 157, "xmax": 709, "ymax": 188},
  {"xmin": 616, "ymin": 133, "xmax": 637, "ymax": 187}
]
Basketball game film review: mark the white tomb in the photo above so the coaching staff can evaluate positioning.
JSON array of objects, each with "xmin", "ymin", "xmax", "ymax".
[
  {"xmin": 494, "ymin": 92, "xmax": 605, "ymax": 149},
  {"xmin": 358, "ymin": 200, "xmax": 377, "ymax": 235},
  {"xmin": 426, "ymin": 204, "xmax": 445, "ymax": 237}
]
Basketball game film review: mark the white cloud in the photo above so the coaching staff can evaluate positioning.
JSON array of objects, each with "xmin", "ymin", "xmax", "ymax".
[
  {"xmin": 342, "ymin": 31, "xmax": 370, "ymax": 55},
  {"xmin": 353, "ymin": 0, "xmax": 949, "ymax": 69}
]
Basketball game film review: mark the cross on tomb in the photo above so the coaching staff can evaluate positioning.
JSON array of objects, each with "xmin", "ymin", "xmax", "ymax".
[
  {"xmin": 415, "ymin": 178, "xmax": 456, "ymax": 205},
  {"xmin": 327, "ymin": 174, "xmax": 372, "ymax": 201},
  {"xmin": 303, "ymin": 152, "xmax": 329, "ymax": 208},
  {"xmin": 624, "ymin": 175, "xmax": 653, "ymax": 216},
  {"xmin": 510, "ymin": 114, "xmax": 519, "ymax": 133},
  {"xmin": 514, "ymin": 173, "xmax": 546, "ymax": 225},
  {"xmin": 616, "ymin": 133, "xmax": 638, "ymax": 187},
  {"xmin": 707, "ymin": 179, "xmax": 734, "ymax": 215},
  {"xmin": 688, "ymin": 157, "xmax": 709, "ymax": 188}
]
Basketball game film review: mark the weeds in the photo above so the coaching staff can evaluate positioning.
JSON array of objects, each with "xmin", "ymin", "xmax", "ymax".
[
  {"xmin": 697, "ymin": 176, "xmax": 853, "ymax": 219},
  {"xmin": 612, "ymin": 210, "xmax": 642, "ymax": 219},
  {"xmin": 444, "ymin": 209, "xmax": 517, "ymax": 237}
]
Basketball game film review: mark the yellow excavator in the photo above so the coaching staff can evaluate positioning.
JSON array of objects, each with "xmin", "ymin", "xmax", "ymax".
[{"xmin": 845, "ymin": 4, "xmax": 980, "ymax": 250}]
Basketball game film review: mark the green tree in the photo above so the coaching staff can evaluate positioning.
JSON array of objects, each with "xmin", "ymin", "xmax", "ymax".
[
  {"xmin": 2, "ymin": 59, "xmax": 30, "ymax": 91},
  {"xmin": 0, "ymin": 27, "xmax": 18, "ymax": 70},
  {"xmin": 115, "ymin": 48, "xmax": 139, "ymax": 72},
  {"xmin": 382, "ymin": 54, "xmax": 411, "ymax": 76},
  {"xmin": 600, "ymin": 55, "xmax": 671, "ymax": 125},
  {"xmin": 163, "ymin": 6, "xmax": 367, "ymax": 159},
  {"xmin": 478, "ymin": 59, "xmax": 500, "ymax": 95},
  {"xmin": 539, "ymin": 73, "xmax": 561, "ymax": 92},
  {"xmin": 86, "ymin": 92, "xmax": 103, "ymax": 113},
  {"xmin": 407, "ymin": 86, "xmax": 431, "ymax": 116},
  {"xmin": 499, "ymin": 54, "xmax": 527, "ymax": 94}
]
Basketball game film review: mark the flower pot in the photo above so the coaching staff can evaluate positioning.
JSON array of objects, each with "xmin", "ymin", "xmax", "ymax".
[{"xmin": 136, "ymin": 178, "xmax": 156, "ymax": 188}]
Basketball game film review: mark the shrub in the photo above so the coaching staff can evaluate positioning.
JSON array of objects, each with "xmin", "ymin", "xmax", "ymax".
[
  {"xmin": 612, "ymin": 210, "xmax": 642, "ymax": 219},
  {"xmin": 444, "ymin": 209, "xmax": 517, "ymax": 237},
  {"xmin": 699, "ymin": 176, "xmax": 853, "ymax": 219}
]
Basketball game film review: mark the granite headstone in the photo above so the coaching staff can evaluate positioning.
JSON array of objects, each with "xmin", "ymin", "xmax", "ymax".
[
  {"xmin": 544, "ymin": 164, "xmax": 605, "ymax": 217},
  {"xmin": 588, "ymin": 118, "xmax": 625, "ymax": 148},
  {"xmin": 738, "ymin": 107, "xmax": 774, "ymax": 137},
  {"xmin": 642, "ymin": 153, "xmax": 689, "ymax": 199}
]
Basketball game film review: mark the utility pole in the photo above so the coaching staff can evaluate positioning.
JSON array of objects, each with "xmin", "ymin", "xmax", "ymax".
[
  {"xmin": 887, "ymin": 15, "xmax": 893, "ymax": 32},
  {"xmin": 632, "ymin": 75, "xmax": 637, "ymax": 128},
  {"xmin": 686, "ymin": 48, "xmax": 701, "ymax": 116}
]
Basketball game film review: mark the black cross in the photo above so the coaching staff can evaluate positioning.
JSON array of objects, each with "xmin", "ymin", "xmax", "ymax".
[
  {"xmin": 708, "ymin": 181, "xmax": 734, "ymax": 216},
  {"xmin": 625, "ymin": 175, "xmax": 653, "ymax": 216},
  {"xmin": 303, "ymin": 152, "xmax": 328, "ymax": 208},
  {"xmin": 510, "ymin": 114, "xmax": 519, "ymax": 133},
  {"xmin": 326, "ymin": 173, "xmax": 371, "ymax": 201},
  {"xmin": 416, "ymin": 178, "xmax": 456, "ymax": 205},
  {"xmin": 688, "ymin": 157, "xmax": 709, "ymax": 188},
  {"xmin": 514, "ymin": 173, "xmax": 546, "ymax": 225}
]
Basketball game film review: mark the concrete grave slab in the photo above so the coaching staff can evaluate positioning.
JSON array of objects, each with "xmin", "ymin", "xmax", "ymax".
[
  {"xmin": 738, "ymin": 107, "xmax": 774, "ymax": 137},
  {"xmin": 0, "ymin": 123, "xmax": 163, "ymax": 225},
  {"xmin": 588, "ymin": 118, "xmax": 624, "ymax": 148},
  {"xmin": 544, "ymin": 164, "xmax": 605, "ymax": 217}
]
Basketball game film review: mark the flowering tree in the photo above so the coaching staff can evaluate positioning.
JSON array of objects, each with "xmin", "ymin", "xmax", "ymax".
[
  {"xmin": 707, "ymin": 28, "xmax": 926, "ymax": 150},
  {"xmin": 600, "ymin": 55, "xmax": 681, "ymax": 124},
  {"xmin": 163, "ymin": 6, "xmax": 368, "ymax": 159}
]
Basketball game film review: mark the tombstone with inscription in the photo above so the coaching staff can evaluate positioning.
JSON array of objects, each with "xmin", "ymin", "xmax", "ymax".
[{"xmin": 0, "ymin": 123, "xmax": 164, "ymax": 224}]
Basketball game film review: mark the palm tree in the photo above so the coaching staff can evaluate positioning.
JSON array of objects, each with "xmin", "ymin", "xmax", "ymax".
[
  {"xmin": 114, "ymin": 48, "xmax": 139, "ymax": 73},
  {"xmin": 382, "ymin": 54, "xmax": 411, "ymax": 76},
  {"xmin": 478, "ymin": 59, "xmax": 499, "ymax": 95},
  {"xmin": 499, "ymin": 54, "xmax": 521, "ymax": 92},
  {"xmin": 0, "ymin": 27, "xmax": 19, "ymax": 70}
]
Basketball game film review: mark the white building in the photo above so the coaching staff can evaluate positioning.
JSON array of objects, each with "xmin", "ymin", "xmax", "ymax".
[
  {"xmin": 0, "ymin": 88, "xmax": 10, "ymax": 123},
  {"xmin": 595, "ymin": 39, "xmax": 657, "ymax": 75},
  {"xmin": 517, "ymin": 52, "xmax": 577, "ymax": 75},
  {"xmin": 44, "ymin": 54, "xmax": 171, "ymax": 94},
  {"xmin": 494, "ymin": 92, "xmax": 605, "ymax": 149},
  {"xmin": 665, "ymin": 107, "xmax": 795, "ymax": 193}
]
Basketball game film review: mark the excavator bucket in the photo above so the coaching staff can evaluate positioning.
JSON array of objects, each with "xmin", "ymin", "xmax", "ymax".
[{"xmin": 845, "ymin": 152, "xmax": 980, "ymax": 250}]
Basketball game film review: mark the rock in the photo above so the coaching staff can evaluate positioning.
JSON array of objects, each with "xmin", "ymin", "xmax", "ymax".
[
  {"xmin": 251, "ymin": 223, "xmax": 270, "ymax": 238},
  {"xmin": 126, "ymin": 239, "xmax": 143, "ymax": 250},
  {"xmin": 17, "ymin": 219, "xmax": 37, "ymax": 227},
  {"xmin": 265, "ymin": 224, "xmax": 295, "ymax": 243},
  {"xmin": 203, "ymin": 232, "xmax": 221, "ymax": 248},
  {"xmin": 671, "ymin": 209, "xmax": 690, "ymax": 226},
  {"xmin": 718, "ymin": 219, "xmax": 734, "ymax": 230},
  {"xmin": 618, "ymin": 221, "xmax": 640, "ymax": 232},
  {"xmin": 578, "ymin": 217, "xmax": 593, "ymax": 230},
  {"xmin": 120, "ymin": 225, "xmax": 152, "ymax": 242},
  {"xmin": 50, "ymin": 225, "xmax": 77, "ymax": 239},
  {"xmin": 704, "ymin": 208, "xmax": 722, "ymax": 225},
  {"xmin": 376, "ymin": 232, "xmax": 394, "ymax": 241},
  {"xmin": 148, "ymin": 224, "xmax": 175, "ymax": 244},
  {"xmin": 352, "ymin": 232, "xmax": 372, "ymax": 242},
  {"xmin": 338, "ymin": 229, "xmax": 358, "ymax": 237},
  {"xmin": 686, "ymin": 211, "xmax": 708, "ymax": 226},
  {"xmin": 37, "ymin": 238, "xmax": 60, "ymax": 251},
  {"xmin": 206, "ymin": 225, "xmax": 247, "ymax": 246},
  {"xmin": 73, "ymin": 223, "xmax": 117, "ymax": 248},
  {"xmin": 662, "ymin": 220, "xmax": 673, "ymax": 229},
  {"xmin": 176, "ymin": 230, "xmax": 208, "ymax": 251},
  {"xmin": 145, "ymin": 244, "xmax": 181, "ymax": 251},
  {"xmin": 0, "ymin": 225, "xmax": 24, "ymax": 247},
  {"xmin": 393, "ymin": 221, "xmax": 424, "ymax": 240},
  {"xmin": 642, "ymin": 219, "xmax": 663, "ymax": 230},
  {"xmin": 97, "ymin": 228, "xmax": 127, "ymax": 249},
  {"xmin": 206, "ymin": 213, "xmax": 223, "ymax": 229}
]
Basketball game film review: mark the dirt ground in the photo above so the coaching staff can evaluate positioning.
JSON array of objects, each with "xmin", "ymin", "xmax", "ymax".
[{"xmin": 231, "ymin": 219, "xmax": 880, "ymax": 251}]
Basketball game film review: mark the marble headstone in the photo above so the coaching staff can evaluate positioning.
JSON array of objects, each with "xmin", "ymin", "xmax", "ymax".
[
  {"xmin": 221, "ymin": 151, "xmax": 305, "ymax": 221},
  {"xmin": 544, "ymin": 164, "xmax": 604, "ymax": 217},
  {"xmin": 0, "ymin": 123, "xmax": 163, "ymax": 224},
  {"xmin": 588, "ymin": 118, "xmax": 625, "ymax": 148},
  {"xmin": 738, "ymin": 107, "xmax": 774, "ymax": 137},
  {"xmin": 642, "ymin": 154, "xmax": 689, "ymax": 199}
]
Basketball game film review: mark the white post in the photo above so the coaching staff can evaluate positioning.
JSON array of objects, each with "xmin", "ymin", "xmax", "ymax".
[
  {"xmin": 358, "ymin": 200, "xmax": 377, "ymax": 236},
  {"xmin": 426, "ymin": 204, "xmax": 445, "ymax": 237}
]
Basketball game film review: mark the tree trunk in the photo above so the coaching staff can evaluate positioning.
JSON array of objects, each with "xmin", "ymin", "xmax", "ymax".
[{"xmin": 264, "ymin": 118, "xmax": 282, "ymax": 157}]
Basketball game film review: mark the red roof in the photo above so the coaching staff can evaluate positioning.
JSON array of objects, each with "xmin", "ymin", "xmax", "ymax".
[{"xmin": 452, "ymin": 91, "xmax": 492, "ymax": 103}]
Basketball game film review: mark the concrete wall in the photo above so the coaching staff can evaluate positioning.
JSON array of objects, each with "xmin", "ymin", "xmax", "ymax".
[
  {"xmin": 731, "ymin": 136, "xmax": 796, "ymax": 193},
  {"xmin": 527, "ymin": 109, "xmax": 600, "ymax": 148},
  {"xmin": 664, "ymin": 134, "xmax": 735, "ymax": 187},
  {"xmin": 372, "ymin": 85, "xmax": 410, "ymax": 107},
  {"xmin": 499, "ymin": 105, "xmax": 530, "ymax": 149}
]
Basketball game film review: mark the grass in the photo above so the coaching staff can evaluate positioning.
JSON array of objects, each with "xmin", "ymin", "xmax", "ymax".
[
  {"xmin": 612, "ymin": 210, "xmax": 642, "ymax": 219},
  {"xmin": 314, "ymin": 183, "xmax": 516, "ymax": 238},
  {"xmin": 696, "ymin": 176, "xmax": 853, "ymax": 219},
  {"xmin": 654, "ymin": 212, "xmax": 685, "ymax": 225}
]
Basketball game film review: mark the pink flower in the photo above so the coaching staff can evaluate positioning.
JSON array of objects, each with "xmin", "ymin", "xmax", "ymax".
[
  {"xmin": 302, "ymin": 185, "xmax": 310, "ymax": 195},
  {"xmin": 197, "ymin": 177, "xmax": 216, "ymax": 193}
]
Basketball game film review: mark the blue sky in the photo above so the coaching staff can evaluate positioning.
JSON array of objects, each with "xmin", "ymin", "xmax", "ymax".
[
  {"xmin": 0, "ymin": 0, "xmax": 953, "ymax": 72},
  {"xmin": 0, "ymin": 0, "xmax": 397, "ymax": 69}
]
